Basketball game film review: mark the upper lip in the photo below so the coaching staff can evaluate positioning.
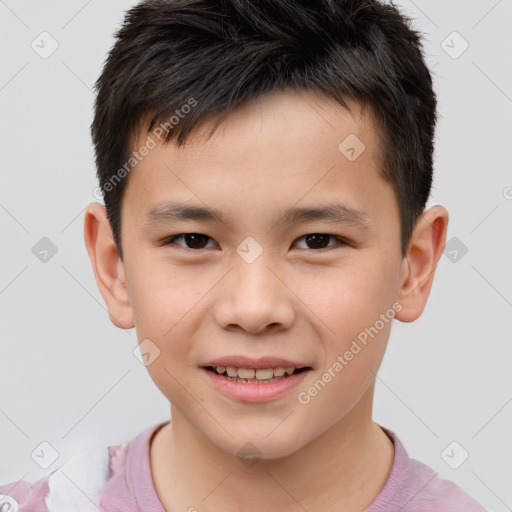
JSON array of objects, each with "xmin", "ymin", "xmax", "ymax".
[{"xmin": 201, "ymin": 355, "xmax": 311, "ymax": 369}]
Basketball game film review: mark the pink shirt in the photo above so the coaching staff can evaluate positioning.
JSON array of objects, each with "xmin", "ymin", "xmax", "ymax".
[{"xmin": 0, "ymin": 421, "xmax": 487, "ymax": 511}]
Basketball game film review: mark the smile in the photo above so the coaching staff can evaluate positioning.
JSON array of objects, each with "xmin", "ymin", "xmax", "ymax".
[
  {"xmin": 205, "ymin": 365, "xmax": 309, "ymax": 383},
  {"xmin": 202, "ymin": 365, "xmax": 312, "ymax": 402}
]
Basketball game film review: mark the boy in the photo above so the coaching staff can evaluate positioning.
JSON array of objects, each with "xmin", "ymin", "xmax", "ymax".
[{"xmin": 0, "ymin": 0, "xmax": 488, "ymax": 510}]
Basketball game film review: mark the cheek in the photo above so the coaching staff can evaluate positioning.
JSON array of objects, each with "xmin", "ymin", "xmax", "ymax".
[
  {"xmin": 290, "ymin": 258, "xmax": 399, "ymax": 386},
  {"xmin": 126, "ymin": 265, "xmax": 200, "ymax": 389},
  {"xmin": 128, "ymin": 256, "xmax": 206, "ymax": 334},
  {"xmin": 293, "ymin": 259, "xmax": 398, "ymax": 335},
  {"xmin": 296, "ymin": 319, "xmax": 392, "ymax": 420}
]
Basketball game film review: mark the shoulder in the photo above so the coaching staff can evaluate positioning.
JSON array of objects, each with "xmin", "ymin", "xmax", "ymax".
[
  {"xmin": 0, "ymin": 439, "xmax": 129, "ymax": 512},
  {"xmin": 367, "ymin": 426, "xmax": 488, "ymax": 512},
  {"xmin": 400, "ymin": 460, "xmax": 488, "ymax": 512}
]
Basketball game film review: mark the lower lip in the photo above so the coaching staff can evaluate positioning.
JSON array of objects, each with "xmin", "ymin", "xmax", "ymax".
[{"xmin": 201, "ymin": 368, "xmax": 311, "ymax": 403}]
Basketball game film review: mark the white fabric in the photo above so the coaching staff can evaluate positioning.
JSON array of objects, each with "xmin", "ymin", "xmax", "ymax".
[{"xmin": 45, "ymin": 444, "xmax": 110, "ymax": 512}]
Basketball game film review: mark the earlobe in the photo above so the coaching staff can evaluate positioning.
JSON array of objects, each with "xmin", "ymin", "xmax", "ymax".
[
  {"xmin": 83, "ymin": 202, "xmax": 134, "ymax": 329},
  {"xmin": 395, "ymin": 205, "xmax": 449, "ymax": 323}
]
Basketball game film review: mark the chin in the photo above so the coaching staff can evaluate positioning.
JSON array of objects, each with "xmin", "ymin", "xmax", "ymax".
[{"xmin": 213, "ymin": 428, "xmax": 308, "ymax": 462}]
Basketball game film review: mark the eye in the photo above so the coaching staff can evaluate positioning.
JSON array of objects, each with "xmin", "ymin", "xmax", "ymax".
[
  {"xmin": 164, "ymin": 233, "xmax": 218, "ymax": 250},
  {"xmin": 293, "ymin": 233, "xmax": 347, "ymax": 250}
]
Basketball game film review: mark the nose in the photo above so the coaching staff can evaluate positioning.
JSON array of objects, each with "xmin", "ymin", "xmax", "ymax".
[{"xmin": 213, "ymin": 258, "xmax": 296, "ymax": 334}]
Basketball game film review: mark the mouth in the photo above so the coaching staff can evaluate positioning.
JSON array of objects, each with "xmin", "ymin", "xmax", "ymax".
[
  {"xmin": 202, "ymin": 365, "xmax": 311, "ymax": 384},
  {"xmin": 200, "ymin": 356, "xmax": 313, "ymax": 402}
]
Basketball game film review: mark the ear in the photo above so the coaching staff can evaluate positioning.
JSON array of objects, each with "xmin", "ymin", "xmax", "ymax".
[
  {"xmin": 395, "ymin": 205, "xmax": 449, "ymax": 323},
  {"xmin": 83, "ymin": 202, "xmax": 134, "ymax": 329}
]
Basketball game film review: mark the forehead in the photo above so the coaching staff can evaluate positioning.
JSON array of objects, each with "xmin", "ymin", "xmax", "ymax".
[
  {"xmin": 122, "ymin": 88, "xmax": 392, "ymax": 228},
  {"xmin": 161, "ymin": 89, "xmax": 380, "ymax": 160},
  {"xmin": 130, "ymin": 88, "xmax": 381, "ymax": 163}
]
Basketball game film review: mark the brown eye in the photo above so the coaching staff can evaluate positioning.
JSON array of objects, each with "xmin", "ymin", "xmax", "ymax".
[
  {"xmin": 294, "ymin": 233, "xmax": 342, "ymax": 250},
  {"xmin": 166, "ymin": 233, "xmax": 216, "ymax": 249},
  {"xmin": 304, "ymin": 234, "xmax": 331, "ymax": 249}
]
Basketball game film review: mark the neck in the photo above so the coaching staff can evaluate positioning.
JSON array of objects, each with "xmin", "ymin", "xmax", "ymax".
[{"xmin": 150, "ymin": 390, "xmax": 394, "ymax": 512}]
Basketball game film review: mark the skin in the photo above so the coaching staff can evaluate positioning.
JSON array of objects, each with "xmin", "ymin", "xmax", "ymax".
[{"xmin": 84, "ymin": 88, "xmax": 448, "ymax": 511}]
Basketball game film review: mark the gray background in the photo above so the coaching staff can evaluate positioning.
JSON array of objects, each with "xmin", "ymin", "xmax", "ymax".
[{"xmin": 1, "ymin": 1, "xmax": 511, "ymax": 510}]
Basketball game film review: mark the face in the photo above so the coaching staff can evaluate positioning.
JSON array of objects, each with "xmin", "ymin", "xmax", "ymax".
[{"xmin": 118, "ymin": 89, "xmax": 406, "ymax": 458}]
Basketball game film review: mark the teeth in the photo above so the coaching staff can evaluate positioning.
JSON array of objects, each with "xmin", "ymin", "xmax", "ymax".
[
  {"xmin": 226, "ymin": 366, "xmax": 238, "ymax": 377},
  {"xmin": 213, "ymin": 365, "xmax": 298, "ymax": 380},
  {"xmin": 255, "ymin": 368, "xmax": 273, "ymax": 379},
  {"xmin": 238, "ymin": 368, "xmax": 255, "ymax": 379}
]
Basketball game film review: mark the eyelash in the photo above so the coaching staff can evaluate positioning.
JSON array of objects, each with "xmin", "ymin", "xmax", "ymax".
[{"xmin": 162, "ymin": 233, "xmax": 351, "ymax": 251}]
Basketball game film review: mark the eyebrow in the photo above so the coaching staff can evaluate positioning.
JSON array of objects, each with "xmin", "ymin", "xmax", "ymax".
[
  {"xmin": 273, "ymin": 203, "xmax": 370, "ymax": 230},
  {"xmin": 143, "ymin": 202, "xmax": 227, "ymax": 227},
  {"xmin": 143, "ymin": 201, "xmax": 371, "ymax": 230}
]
